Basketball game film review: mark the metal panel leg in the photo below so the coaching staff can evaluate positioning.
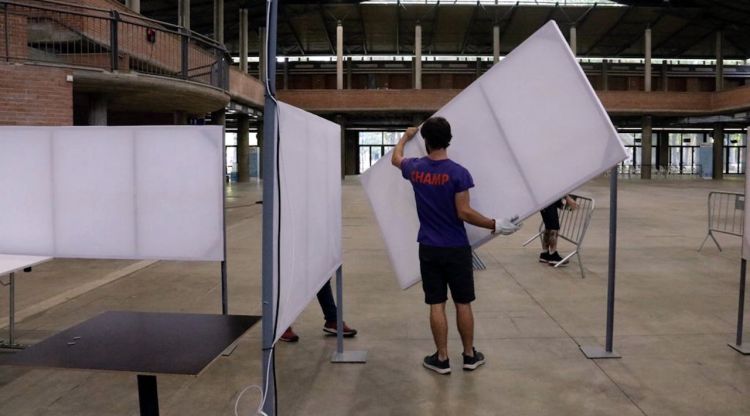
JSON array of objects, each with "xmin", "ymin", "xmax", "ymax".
[
  {"xmin": 1, "ymin": 272, "xmax": 22, "ymax": 349},
  {"xmin": 331, "ymin": 266, "xmax": 367, "ymax": 363},
  {"xmin": 137, "ymin": 374, "xmax": 159, "ymax": 416},
  {"xmin": 581, "ymin": 167, "xmax": 621, "ymax": 359},
  {"xmin": 576, "ymin": 251, "xmax": 586, "ymax": 279},
  {"xmin": 730, "ymin": 259, "xmax": 750, "ymax": 354}
]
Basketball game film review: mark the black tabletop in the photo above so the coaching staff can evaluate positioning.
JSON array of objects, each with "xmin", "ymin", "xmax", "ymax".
[{"xmin": 0, "ymin": 311, "xmax": 260, "ymax": 375}]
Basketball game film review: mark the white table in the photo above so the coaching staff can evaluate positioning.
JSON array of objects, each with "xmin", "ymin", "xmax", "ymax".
[{"xmin": 0, "ymin": 255, "xmax": 52, "ymax": 348}]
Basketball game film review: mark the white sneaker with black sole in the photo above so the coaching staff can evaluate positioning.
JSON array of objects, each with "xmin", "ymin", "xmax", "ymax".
[{"xmin": 462, "ymin": 347, "xmax": 486, "ymax": 371}]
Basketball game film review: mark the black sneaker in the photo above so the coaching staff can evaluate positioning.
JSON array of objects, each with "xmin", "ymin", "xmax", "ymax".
[
  {"xmin": 548, "ymin": 251, "xmax": 569, "ymax": 266},
  {"xmin": 539, "ymin": 252, "xmax": 551, "ymax": 263},
  {"xmin": 462, "ymin": 348, "xmax": 486, "ymax": 371},
  {"xmin": 423, "ymin": 352, "xmax": 451, "ymax": 374}
]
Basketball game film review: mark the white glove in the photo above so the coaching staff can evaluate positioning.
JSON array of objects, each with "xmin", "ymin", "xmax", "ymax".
[{"xmin": 494, "ymin": 216, "xmax": 522, "ymax": 235}]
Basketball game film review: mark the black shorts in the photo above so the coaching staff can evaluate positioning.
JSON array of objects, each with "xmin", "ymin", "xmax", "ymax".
[
  {"xmin": 540, "ymin": 202, "xmax": 561, "ymax": 231},
  {"xmin": 419, "ymin": 244, "xmax": 475, "ymax": 305}
]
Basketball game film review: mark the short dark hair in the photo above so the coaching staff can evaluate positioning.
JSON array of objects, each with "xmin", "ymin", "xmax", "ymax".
[{"xmin": 421, "ymin": 117, "xmax": 452, "ymax": 150}]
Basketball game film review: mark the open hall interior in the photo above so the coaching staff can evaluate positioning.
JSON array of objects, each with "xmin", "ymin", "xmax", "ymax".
[{"xmin": 2, "ymin": 0, "xmax": 750, "ymax": 415}]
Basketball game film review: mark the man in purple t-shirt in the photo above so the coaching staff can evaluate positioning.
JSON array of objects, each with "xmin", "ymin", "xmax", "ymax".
[{"xmin": 391, "ymin": 116, "xmax": 521, "ymax": 375}]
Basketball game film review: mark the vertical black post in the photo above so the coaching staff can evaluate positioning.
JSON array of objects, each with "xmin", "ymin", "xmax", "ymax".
[
  {"xmin": 110, "ymin": 10, "xmax": 120, "ymax": 71},
  {"xmin": 261, "ymin": 1, "xmax": 279, "ymax": 415},
  {"xmin": 737, "ymin": 259, "xmax": 746, "ymax": 346},
  {"xmin": 605, "ymin": 166, "xmax": 618, "ymax": 352},
  {"xmin": 220, "ymin": 111, "xmax": 228, "ymax": 315},
  {"xmin": 137, "ymin": 375, "xmax": 159, "ymax": 416},
  {"xmin": 336, "ymin": 266, "xmax": 344, "ymax": 354},
  {"xmin": 8, "ymin": 272, "xmax": 14, "ymax": 345},
  {"xmin": 181, "ymin": 30, "xmax": 189, "ymax": 79}
]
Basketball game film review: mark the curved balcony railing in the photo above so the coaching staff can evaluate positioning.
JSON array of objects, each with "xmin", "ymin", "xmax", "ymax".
[{"xmin": 0, "ymin": 0, "xmax": 229, "ymax": 90}]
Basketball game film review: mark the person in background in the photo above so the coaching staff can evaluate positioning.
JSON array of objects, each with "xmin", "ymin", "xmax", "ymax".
[
  {"xmin": 538, "ymin": 195, "xmax": 578, "ymax": 266},
  {"xmin": 280, "ymin": 280, "xmax": 357, "ymax": 342}
]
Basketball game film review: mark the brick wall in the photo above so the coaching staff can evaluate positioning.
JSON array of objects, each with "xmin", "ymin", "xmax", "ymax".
[
  {"xmin": 0, "ymin": 64, "xmax": 73, "ymax": 125},
  {"xmin": 0, "ymin": 11, "xmax": 28, "ymax": 61}
]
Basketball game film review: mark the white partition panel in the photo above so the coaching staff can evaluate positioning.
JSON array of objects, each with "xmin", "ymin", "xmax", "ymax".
[
  {"xmin": 361, "ymin": 21, "xmax": 627, "ymax": 289},
  {"xmin": 274, "ymin": 102, "xmax": 342, "ymax": 344},
  {"xmin": 0, "ymin": 126, "xmax": 224, "ymax": 261}
]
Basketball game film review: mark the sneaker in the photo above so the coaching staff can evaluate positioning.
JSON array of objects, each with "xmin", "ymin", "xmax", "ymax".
[
  {"xmin": 462, "ymin": 348, "xmax": 486, "ymax": 371},
  {"xmin": 539, "ymin": 252, "xmax": 551, "ymax": 263},
  {"xmin": 323, "ymin": 321, "xmax": 358, "ymax": 337},
  {"xmin": 548, "ymin": 252, "xmax": 569, "ymax": 267},
  {"xmin": 423, "ymin": 352, "xmax": 451, "ymax": 374},
  {"xmin": 280, "ymin": 327, "xmax": 299, "ymax": 342}
]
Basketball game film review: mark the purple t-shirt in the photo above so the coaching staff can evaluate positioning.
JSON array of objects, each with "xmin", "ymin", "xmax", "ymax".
[{"xmin": 401, "ymin": 157, "xmax": 474, "ymax": 247}]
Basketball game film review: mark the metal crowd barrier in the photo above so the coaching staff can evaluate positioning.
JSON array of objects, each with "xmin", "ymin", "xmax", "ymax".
[
  {"xmin": 698, "ymin": 191, "xmax": 744, "ymax": 252},
  {"xmin": 522, "ymin": 194, "xmax": 595, "ymax": 278},
  {"xmin": 472, "ymin": 251, "xmax": 486, "ymax": 271}
]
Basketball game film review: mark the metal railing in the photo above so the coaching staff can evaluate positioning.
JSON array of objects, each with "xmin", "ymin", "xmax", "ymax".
[
  {"xmin": 522, "ymin": 194, "xmax": 595, "ymax": 279},
  {"xmin": 0, "ymin": 0, "xmax": 229, "ymax": 89},
  {"xmin": 698, "ymin": 191, "xmax": 744, "ymax": 252}
]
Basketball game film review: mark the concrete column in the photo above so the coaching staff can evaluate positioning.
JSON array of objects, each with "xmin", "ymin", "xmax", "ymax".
[
  {"xmin": 493, "ymin": 24, "xmax": 500, "ymax": 64},
  {"xmin": 212, "ymin": 109, "xmax": 226, "ymax": 180},
  {"xmin": 336, "ymin": 114, "xmax": 345, "ymax": 179},
  {"xmin": 644, "ymin": 28, "xmax": 651, "ymax": 92},
  {"xmin": 237, "ymin": 114, "xmax": 250, "ymax": 182},
  {"xmin": 602, "ymin": 59, "xmax": 608, "ymax": 91},
  {"xmin": 213, "ymin": 0, "xmax": 224, "ymax": 44},
  {"xmin": 414, "ymin": 22, "xmax": 422, "ymax": 90},
  {"xmin": 239, "ymin": 9, "xmax": 248, "ymax": 73},
  {"xmin": 336, "ymin": 21, "xmax": 344, "ymax": 90},
  {"xmin": 259, "ymin": 27, "xmax": 266, "ymax": 83},
  {"xmin": 88, "ymin": 95, "xmax": 107, "ymax": 126},
  {"xmin": 713, "ymin": 124, "xmax": 724, "ymax": 180},
  {"xmin": 569, "ymin": 26, "xmax": 577, "ymax": 56},
  {"xmin": 179, "ymin": 0, "xmax": 190, "ymax": 31},
  {"xmin": 641, "ymin": 115, "xmax": 652, "ymax": 179},
  {"xmin": 126, "ymin": 0, "xmax": 140, "ymax": 13},
  {"xmin": 661, "ymin": 62, "xmax": 668, "ymax": 91},
  {"xmin": 716, "ymin": 31, "xmax": 724, "ymax": 91}
]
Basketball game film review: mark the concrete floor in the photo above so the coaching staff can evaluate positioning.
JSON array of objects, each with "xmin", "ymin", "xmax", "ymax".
[{"xmin": 0, "ymin": 175, "xmax": 749, "ymax": 415}]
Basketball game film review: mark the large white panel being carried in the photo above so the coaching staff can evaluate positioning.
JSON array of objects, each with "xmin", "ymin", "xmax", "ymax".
[
  {"xmin": 361, "ymin": 21, "xmax": 627, "ymax": 289},
  {"xmin": 0, "ymin": 126, "xmax": 224, "ymax": 261},
  {"xmin": 273, "ymin": 102, "xmax": 342, "ymax": 344}
]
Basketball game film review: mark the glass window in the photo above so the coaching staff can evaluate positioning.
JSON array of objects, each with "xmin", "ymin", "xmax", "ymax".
[
  {"xmin": 359, "ymin": 132, "xmax": 382, "ymax": 145},
  {"xmin": 226, "ymin": 132, "xmax": 238, "ymax": 146},
  {"xmin": 383, "ymin": 132, "xmax": 400, "ymax": 145}
]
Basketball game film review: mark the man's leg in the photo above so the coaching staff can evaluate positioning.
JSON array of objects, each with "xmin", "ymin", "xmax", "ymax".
[
  {"xmin": 541, "ymin": 229, "xmax": 551, "ymax": 252},
  {"xmin": 430, "ymin": 302, "xmax": 449, "ymax": 361},
  {"xmin": 316, "ymin": 280, "xmax": 337, "ymax": 322},
  {"xmin": 455, "ymin": 302, "xmax": 474, "ymax": 356},
  {"xmin": 547, "ymin": 229, "xmax": 558, "ymax": 253}
]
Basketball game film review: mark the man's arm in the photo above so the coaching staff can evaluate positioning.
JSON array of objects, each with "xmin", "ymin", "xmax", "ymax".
[
  {"xmin": 455, "ymin": 190, "xmax": 495, "ymax": 230},
  {"xmin": 391, "ymin": 127, "xmax": 419, "ymax": 168}
]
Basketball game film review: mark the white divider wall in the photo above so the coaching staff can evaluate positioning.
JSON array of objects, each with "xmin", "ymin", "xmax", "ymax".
[
  {"xmin": 0, "ymin": 126, "xmax": 224, "ymax": 261},
  {"xmin": 361, "ymin": 21, "xmax": 627, "ymax": 289},
  {"xmin": 274, "ymin": 102, "xmax": 342, "ymax": 343}
]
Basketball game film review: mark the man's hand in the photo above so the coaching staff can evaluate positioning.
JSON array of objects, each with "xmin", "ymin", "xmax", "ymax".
[
  {"xmin": 392, "ymin": 126, "xmax": 419, "ymax": 168},
  {"xmin": 403, "ymin": 127, "xmax": 418, "ymax": 141},
  {"xmin": 564, "ymin": 195, "xmax": 578, "ymax": 210},
  {"xmin": 493, "ymin": 216, "xmax": 522, "ymax": 235}
]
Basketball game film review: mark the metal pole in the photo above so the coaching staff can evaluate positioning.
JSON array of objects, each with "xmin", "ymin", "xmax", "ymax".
[
  {"xmin": 220, "ymin": 112, "xmax": 228, "ymax": 315},
  {"xmin": 110, "ymin": 10, "xmax": 119, "ymax": 71},
  {"xmin": 8, "ymin": 272, "xmax": 14, "ymax": 345},
  {"xmin": 580, "ymin": 166, "xmax": 621, "ymax": 359},
  {"xmin": 336, "ymin": 266, "xmax": 344, "ymax": 354},
  {"xmin": 605, "ymin": 165, "xmax": 617, "ymax": 352},
  {"xmin": 261, "ymin": 0, "xmax": 279, "ymax": 414},
  {"xmin": 737, "ymin": 259, "xmax": 746, "ymax": 346}
]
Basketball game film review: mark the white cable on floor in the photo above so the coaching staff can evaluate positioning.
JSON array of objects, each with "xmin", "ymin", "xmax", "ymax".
[{"xmin": 234, "ymin": 347, "xmax": 274, "ymax": 416}]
